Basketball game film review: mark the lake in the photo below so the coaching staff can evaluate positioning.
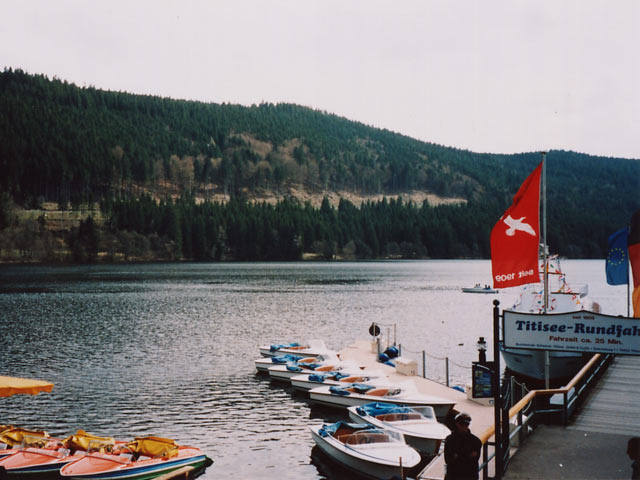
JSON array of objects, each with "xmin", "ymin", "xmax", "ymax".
[{"xmin": 0, "ymin": 260, "xmax": 627, "ymax": 479}]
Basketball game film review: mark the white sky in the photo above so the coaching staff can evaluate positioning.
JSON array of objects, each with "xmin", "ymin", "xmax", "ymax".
[{"xmin": 2, "ymin": 0, "xmax": 639, "ymax": 159}]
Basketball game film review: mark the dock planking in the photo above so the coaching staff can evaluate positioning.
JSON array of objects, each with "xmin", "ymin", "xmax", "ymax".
[{"xmin": 568, "ymin": 355, "xmax": 640, "ymax": 436}]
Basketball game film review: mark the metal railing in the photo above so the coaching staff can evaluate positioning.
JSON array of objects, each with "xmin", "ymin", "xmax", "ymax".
[
  {"xmin": 398, "ymin": 344, "xmax": 471, "ymax": 387},
  {"xmin": 477, "ymin": 353, "xmax": 613, "ymax": 479}
]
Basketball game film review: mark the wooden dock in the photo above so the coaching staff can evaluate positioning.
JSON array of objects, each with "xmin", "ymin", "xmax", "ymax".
[
  {"xmin": 155, "ymin": 466, "xmax": 197, "ymax": 480},
  {"xmin": 502, "ymin": 355, "xmax": 640, "ymax": 479},
  {"xmin": 567, "ymin": 355, "xmax": 640, "ymax": 435}
]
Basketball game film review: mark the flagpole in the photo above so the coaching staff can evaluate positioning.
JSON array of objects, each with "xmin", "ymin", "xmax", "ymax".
[
  {"xmin": 542, "ymin": 152, "xmax": 548, "ymax": 311},
  {"xmin": 541, "ymin": 151, "xmax": 550, "ymax": 389}
]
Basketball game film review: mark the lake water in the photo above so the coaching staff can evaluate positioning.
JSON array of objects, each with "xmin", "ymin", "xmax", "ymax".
[{"xmin": 0, "ymin": 260, "xmax": 628, "ymax": 479}]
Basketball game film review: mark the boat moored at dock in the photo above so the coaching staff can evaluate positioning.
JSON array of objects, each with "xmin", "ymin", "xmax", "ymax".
[
  {"xmin": 0, "ymin": 427, "xmax": 50, "ymax": 460},
  {"xmin": 255, "ymin": 351, "xmax": 339, "ymax": 373},
  {"xmin": 347, "ymin": 402, "xmax": 450, "ymax": 455},
  {"xmin": 267, "ymin": 353, "xmax": 346, "ymax": 383},
  {"xmin": 291, "ymin": 370, "xmax": 386, "ymax": 393},
  {"xmin": 0, "ymin": 430, "xmax": 117, "ymax": 479},
  {"xmin": 59, "ymin": 436, "xmax": 211, "ymax": 480},
  {"xmin": 259, "ymin": 339, "xmax": 331, "ymax": 358},
  {"xmin": 309, "ymin": 381, "xmax": 456, "ymax": 421},
  {"xmin": 500, "ymin": 255, "xmax": 597, "ymax": 382},
  {"xmin": 309, "ymin": 421, "xmax": 420, "ymax": 480}
]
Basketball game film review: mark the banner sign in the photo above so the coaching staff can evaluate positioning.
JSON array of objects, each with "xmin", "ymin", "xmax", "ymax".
[{"xmin": 504, "ymin": 310, "xmax": 640, "ymax": 355}]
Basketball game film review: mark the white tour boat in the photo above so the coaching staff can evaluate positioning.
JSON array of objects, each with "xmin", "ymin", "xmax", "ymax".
[{"xmin": 500, "ymin": 255, "xmax": 597, "ymax": 382}]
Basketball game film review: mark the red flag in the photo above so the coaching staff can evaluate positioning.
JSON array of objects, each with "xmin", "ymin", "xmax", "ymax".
[
  {"xmin": 629, "ymin": 209, "xmax": 640, "ymax": 317},
  {"xmin": 491, "ymin": 162, "xmax": 542, "ymax": 288}
]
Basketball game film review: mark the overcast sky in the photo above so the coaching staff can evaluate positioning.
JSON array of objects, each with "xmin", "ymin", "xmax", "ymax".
[{"xmin": 2, "ymin": 0, "xmax": 639, "ymax": 159}]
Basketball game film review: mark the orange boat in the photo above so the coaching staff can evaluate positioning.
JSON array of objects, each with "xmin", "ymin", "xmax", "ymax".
[
  {"xmin": 0, "ymin": 426, "xmax": 50, "ymax": 460},
  {"xmin": 60, "ymin": 436, "xmax": 212, "ymax": 479},
  {"xmin": 0, "ymin": 430, "xmax": 118, "ymax": 479}
]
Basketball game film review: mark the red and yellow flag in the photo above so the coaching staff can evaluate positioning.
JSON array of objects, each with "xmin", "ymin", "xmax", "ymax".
[{"xmin": 490, "ymin": 162, "xmax": 542, "ymax": 289}]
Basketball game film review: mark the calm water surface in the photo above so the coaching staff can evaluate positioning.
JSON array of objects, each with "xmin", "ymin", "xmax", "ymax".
[{"xmin": 0, "ymin": 260, "xmax": 627, "ymax": 479}]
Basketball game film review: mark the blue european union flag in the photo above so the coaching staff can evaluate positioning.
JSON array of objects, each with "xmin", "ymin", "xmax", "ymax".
[{"xmin": 606, "ymin": 227, "xmax": 629, "ymax": 285}]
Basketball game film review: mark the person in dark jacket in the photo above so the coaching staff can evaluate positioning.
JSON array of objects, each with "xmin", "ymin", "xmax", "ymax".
[
  {"xmin": 628, "ymin": 437, "xmax": 640, "ymax": 480},
  {"xmin": 444, "ymin": 412, "xmax": 482, "ymax": 480}
]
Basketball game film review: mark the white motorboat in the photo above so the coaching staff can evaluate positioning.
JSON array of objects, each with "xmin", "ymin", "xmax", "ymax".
[
  {"xmin": 309, "ymin": 381, "xmax": 456, "ymax": 421},
  {"xmin": 267, "ymin": 353, "xmax": 345, "ymax": 383},
  {"xmin": 500, "ymin": 255, "xmax": 595, "ymax": 382},
  {"xmin": 309, "ymin": 421, "xmax": 421, "ymax": 480},
  {"xmin": 255, "ymin": 353, "xmax": 304, "ymax": 373},
  {"xmin": 255, "ymin": 351, "xmax": 338, "ymax": 373},
  {"xmin": 347, "ymin": 402, "xmax": 450, "ymax": 455},
  {"xmin": 462, "ymin": 284, "xmax": 498, "ymax": 294},
  {"xmin": 291, "ymin": 369, "xmax": 386, "ymax": 393},
  {"xmin": 258, "ymin": 339, "xmax": 330, "ymax": 358}
]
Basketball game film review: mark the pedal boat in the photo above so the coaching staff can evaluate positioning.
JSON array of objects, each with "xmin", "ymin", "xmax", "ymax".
[
  {"xmin": 290, "ymin": 369, "xmax": 387, "ymax": 393},
  {"xmin": 267, "ymin": 353, "xmax": 351, "ymax": 383},
  {"xmin": 60, "ymin": 436, "xmax": 210, "ymax": 479},
  {"xmin": 258, "ymin": 339, "xmax": 330, "ymax": 358},
  {"xmin": 310, "ymin": 421, "xmax": 420, "ymax": 480},
  {"xmin": 0, "ymin": 430, "xmax": 116, "ymax": 479},
  {"xmin": 0, "ymin": 427, "xmax": 50, "ymax": 460},
  {"xmin": 309, "ymin": 381, "xmax": 456, "ymax": 421},
  {"xmin": 347, "ymin": 402, "xmax": 450, "ymax": 455},
  {"xmin": 255, "ymin": 351, "xmax": 338, "ymax": 373}
]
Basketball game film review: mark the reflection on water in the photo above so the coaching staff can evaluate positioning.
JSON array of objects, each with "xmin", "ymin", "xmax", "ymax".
[{"xmin": 0, "ymin": 260, "xmax": 618, "ymax": 479}]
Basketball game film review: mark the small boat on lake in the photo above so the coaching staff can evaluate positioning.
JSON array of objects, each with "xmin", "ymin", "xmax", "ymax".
[
  {"xmin": 309, "ymin": 421, "xmax": 420, "ymax": 480},
  {"xmin": 462, "ymin": 284, "xmax": 498, "ymax": 294},
  {"xmin": 0, "ymin": 430, "xmax": 117, "ymax": 479},
  {"xmin": 60, "ymin": 436, "xmax": 211, "ymax": 480},
  {"xmin": 255, "ymin": 351, "xmax": 339, "ymax": 373},
  {"xmin": 259, "ymin": 339, "xmax": 331, "ymax": 358},
  {"xmin": 309, "ymin": 381, "xmax": 455, "ymax": 421},
  {"xmin": 347, "ymin": 402, "xmax": 450, "ymax": 455},
  {"xmin": 267, "ymin": 354, "xmax": 356, "ymax": 383},
  {"xmin": 0, "ymin": 427, "xmax": 50, "ymax": 460},
  {"xmin": 290, "ymin": 370, "xmax": 387, "ymax": 393}
]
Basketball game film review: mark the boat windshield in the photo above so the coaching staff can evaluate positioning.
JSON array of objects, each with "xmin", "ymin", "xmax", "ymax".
[
  {"xmin": 344, "ymin": 429, "xmax": 402, "ymax": 446},
  {"xmin": 0, "ymin": 428, "xmax": 49, "ymax": 448},
  {"xmin": 16, "ymin": 435, "xmax": 70, "ymax": 458},
  {"xmin": 411, "ymin": 406, "xmax": 437, "ymax": 420}
]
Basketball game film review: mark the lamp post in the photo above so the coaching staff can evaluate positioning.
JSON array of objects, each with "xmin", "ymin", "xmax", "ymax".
[{"xmin": 477, "ymin": 336, "xmax": 487, "ymax": 364}]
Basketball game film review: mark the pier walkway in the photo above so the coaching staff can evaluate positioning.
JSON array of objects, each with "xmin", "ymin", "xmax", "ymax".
[
  {"xmin": 337, "ymin": 342, "xmax": 639, "ymax": 479},
  {"xmin": 504, "ymin": 355, "xmax": 640, "ymax": 480}
]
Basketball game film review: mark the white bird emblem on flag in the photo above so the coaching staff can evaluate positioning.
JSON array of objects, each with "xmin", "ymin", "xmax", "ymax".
[{"xmin": 503, "ymin": 215, "xmax": 536, "ymax": 236}]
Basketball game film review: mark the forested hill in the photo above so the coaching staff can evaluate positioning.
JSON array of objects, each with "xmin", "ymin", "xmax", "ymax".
[{"xmin": 0, "ymin": 68, "xmax": 638, "ymax": 262}]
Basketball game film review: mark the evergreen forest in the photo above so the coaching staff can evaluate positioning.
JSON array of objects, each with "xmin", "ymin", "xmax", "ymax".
[{"xmin": 0, "ymin": 68, "xmax": 638, "ymax": 263}]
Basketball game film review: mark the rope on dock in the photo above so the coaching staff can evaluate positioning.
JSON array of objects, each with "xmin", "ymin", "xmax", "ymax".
[
  {"xmin": 400, "ymin": 346, "xmax": 472, "ymax": 369},
  {"xmin": 448, "ymin": 359, "xmax": 471, "ymax": 370}
]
